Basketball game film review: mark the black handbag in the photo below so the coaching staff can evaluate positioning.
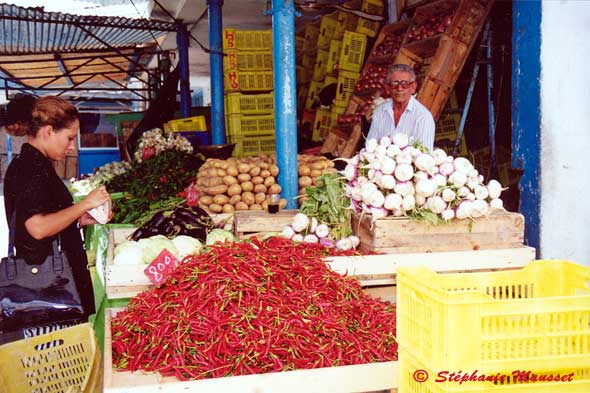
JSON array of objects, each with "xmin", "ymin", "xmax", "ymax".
[{"xmin": 0, "ymin": 209, "xmax": 85, "ymax": 336}]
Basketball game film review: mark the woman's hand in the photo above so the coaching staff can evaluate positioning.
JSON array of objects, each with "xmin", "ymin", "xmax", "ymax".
[
  {"xmin": 82, "ymin": 186, "xmax": 110, "ymax": 209},
  {"xmin": 79, "ymin": 210, "xmax": 114, "ymax": 227}
]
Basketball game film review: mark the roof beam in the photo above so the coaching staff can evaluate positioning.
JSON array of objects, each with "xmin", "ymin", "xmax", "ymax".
[
  {"xmin": 0, "ymin": 45, "xmax": 155, "ymax": 57},
  {"xmin": 101, "ymin": 56, "xmax": 149, "ymax": 84}
]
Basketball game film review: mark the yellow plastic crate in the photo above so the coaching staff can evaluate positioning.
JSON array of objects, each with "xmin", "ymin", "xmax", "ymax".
[
  {"xmin": 0, "ymin": 323, "xmax": 102, "ymax": 393},
  {"xmin": 225, "ymin": 71, "xmax": 274, "ymax": 92},
  {"xmin": 312, "ymin": 49, "xmax": 330, "ymax": 82},
  {"xmin": 334, "ymin": 70, "xmax": 360, "ymax": 106},
  {"xmin": 318, "ymin": 13, "xmax": 339, "ymax": 49},
  {"xmin": 303, "ymin": 23, "xmax": 320, "ymax": 53},
  {"xmin": 339, "ymin": 31, "xmax": 368, "ymax": 72},
  {"xmin": 362, "ymin": 0, "xmax": 384, "ymax": 14},
  {"xmin": 397, "ymin": 260, "xmax": 590, "ymax": 374},
  {"xmin": 399, "ymin": 348, "xmax": 590, "ymax": 393},
  {"xmin": 312, "ymin": 108, "xmax": 331, "ymax": 142},
  {"xmin": 223, "ymin": 50, "xmax": 273, "ymax": 71},
  {"xmin": 164, "ymin": 115, "xmax": 207, "ymax": 132},
  {"xmin": 230, "ymin": 134, "xmax": 276, "ymax": 157},
  {"xmin": 305, "ymin": 80, "xmax": 324, "ymax": 110},
  {"xmin": 325, "ymin": 40, "xmax": 342, "ymax": 75},
  {"xmin": 223, "ymin": 28, "xmax": 272, "ymax": 50},
  {"xmin": 324, "ymin": 74, "xmax": 338, "ymax": 87},
  {"xmin": 226, "ymin": 114, "xmax": 275, "ymax": 138},
  {"xmin": 335, "ymin": 11, "xmax": 359, "ymax": 39},
  {"xmin": 302, "ymin": 52, "xmax": 317, "ymax": 70},
  {"xmin": 356, "ymin": 18, "xmax": 381, "ymax": 38},
  {"xmin": 225, "ymin": 92, "xmax": 274, "ymax": 115}
]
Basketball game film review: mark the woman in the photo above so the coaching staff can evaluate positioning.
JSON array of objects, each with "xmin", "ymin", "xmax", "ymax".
[{"xmin": 3, "ymin": 95, "xmax": 111, "ymax": 321}]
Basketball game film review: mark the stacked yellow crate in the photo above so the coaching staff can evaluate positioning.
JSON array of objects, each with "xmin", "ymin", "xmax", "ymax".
[
  {"xmin": 223, "ymin": 29, "xmax": 275, "ymax": 157},
  {"xmin": 356, "ymin": 0, "xmax": 385, "ymax": 38}
]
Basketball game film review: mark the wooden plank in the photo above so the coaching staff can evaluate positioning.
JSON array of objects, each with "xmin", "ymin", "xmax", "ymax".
[
  {"xmin": 325, "ymin": 247, "xmax": 535, "ymax": 286},
  {"xmin": 104, "ymin": 309, "xmax": 398, "ymax": 393},
  {"xmin": 352, "ymin": 211, "xmax": 525, "ymax": 252},
  {"xmin": 233, "ymin": 210, "xmax": 297, "ymax": 234}
]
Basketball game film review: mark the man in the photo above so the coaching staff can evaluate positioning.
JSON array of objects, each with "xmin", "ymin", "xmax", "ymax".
[{"xmin": 367, "ymin": 64, "xmax": 435, "ymax": 150}]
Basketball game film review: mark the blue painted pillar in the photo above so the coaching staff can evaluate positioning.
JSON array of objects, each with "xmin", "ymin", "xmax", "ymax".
[
  {"xmin": 271, "ymin": 0, "xmax": 298, "ymax": 209},
  {"xmin": 176, "ymin": 22, "xmax": 191, "ymax": 118},
  {"xmin": 512, "ymin": 0, "xmax": 542, "ymax": 254},
  {"xmin": 208, "ymin": 0, "xmax": 226, "ymax": 144}
]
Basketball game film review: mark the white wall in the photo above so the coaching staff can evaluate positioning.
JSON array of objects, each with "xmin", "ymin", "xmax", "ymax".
[{"xmin": 540, "ymin": 1, "xmax": 590, "ymax": 265}]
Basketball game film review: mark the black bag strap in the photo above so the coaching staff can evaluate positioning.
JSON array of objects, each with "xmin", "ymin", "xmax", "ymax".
[{"xmin": 7, "ymin": 205, "xmax": 63, "ymax": 262}]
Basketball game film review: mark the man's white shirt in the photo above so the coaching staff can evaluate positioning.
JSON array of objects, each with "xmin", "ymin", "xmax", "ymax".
[{"xmin": 367, "ymin": 96, "xmax": 435, "ymax": 150}]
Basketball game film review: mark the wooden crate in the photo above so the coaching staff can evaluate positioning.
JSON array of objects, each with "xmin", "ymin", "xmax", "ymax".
[
  {"xmin": 352, "ymin": 211, "xmax": 525, "ymax": 253},
  {"xmin": 103, "ymin": 245, "xmax": 535, "ymax": 392},
  {"xmin": 233, "ymin": 210, "xmax": 298, "ymax": 238}
]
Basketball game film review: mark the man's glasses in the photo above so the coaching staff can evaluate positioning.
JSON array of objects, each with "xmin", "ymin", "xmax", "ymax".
[{"xmin": 387, "ymin": 80, "xmax": 416, "ymax": 89}]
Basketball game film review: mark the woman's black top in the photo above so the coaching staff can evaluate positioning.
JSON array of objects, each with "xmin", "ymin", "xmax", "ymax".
[{"xmin": 3, "ymin": 143, "xmax": 95, "ymax": 316}]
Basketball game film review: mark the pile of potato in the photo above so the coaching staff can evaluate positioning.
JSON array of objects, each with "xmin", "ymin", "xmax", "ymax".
[
  {"xmin": 196, "ymin": 154, "xmax": 336, "ymax": 214},
  {"xmin": 197, "ymin": 155, "xmax": 285, "ymax": 214},
  {"xmin": 297, "ymin": 154, "xmax": 337, "ymax": 203}
]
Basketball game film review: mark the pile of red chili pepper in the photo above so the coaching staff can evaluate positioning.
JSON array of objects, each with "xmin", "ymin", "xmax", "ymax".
[{"xmin": 111, "ymin": 237, "xmax": 397, "ymax": 381}]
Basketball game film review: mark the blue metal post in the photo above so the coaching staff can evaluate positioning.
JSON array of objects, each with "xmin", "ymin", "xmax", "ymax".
[
  {"xmin": 271, "ymin": 0, "xmax": 299, "ymax": 209},
  {"xmin": 512, "ymin": 0, "xmax": 542, "ymax": 254},
  {"xmin": 208, "ymin": 0, "xmax": 226, "ymax": 144},
  {"xmin": 176, "ymin": 22, "xmax": 191, "ymax": 118}
]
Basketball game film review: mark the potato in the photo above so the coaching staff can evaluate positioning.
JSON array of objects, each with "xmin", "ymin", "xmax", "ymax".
[
  {"xmin": 203, "ymin": 177, "xmax": 223, "ymax": 187},
  {"xmin": 227, "ymin": 166, "xmax": 239, "ymax": 177},
  {"xmin": 237, "ymin": 173, "xmax": 251, "ymax": 182},
  {"xmin": 222, "ymin": 204, "xmax": 235, "ymax": 213},
  {"xmin": 261, "ymin": 200, "xmax": 268, "ymax": 210},
  {"xmin": 268, "ymin": 184, "xmax": 282, "ymax": 194},
  {"xmin": 196, "ymin": 177, "xmax": 208, "ymax": 187},
  {"xmin": 213, "ymin": 194, "xmax": 229, "ymax": 205},
  {"xmin": 206, "ymin": 168, "xmax": 218, "ymax": 177},
  {"xmin": 327, "ymin": 160, "xmax": 335, "ymax": 168},
  {"xmin": 205, "ymin": 184, "xmax": 228, "ymax": 196},
  {"xmin": 263, "ymin": 176, "xmax": 275, "ymax": 188},
  {"xmin": 260, "ymin": 162, "xmax": 269, "ymax": 170},
  {"xmin": 223, "ymin": 175, "xmax": 238, "ymax": 186},
  {"xmin": 229, "ymin": 194, "xmax": 241, "ymax": 205},
  {"xmin": 254, "ymin": 184, "xmax": 267, "ymax": 194},
  {"xmin": 242, "ymin": 192, "xmax": 255, "ymax": 205},
  {"xmin": 310, "ymin": 169, "xmax": 323, "ymax": 178},
  {"xmin": 251, "ymin": 176, "xmax": 264, "ymax": 185},
  {"xmin": 228, "ymin": 183, "xmax": 242, "ymax": 196},
  {"xmin": 312, "ymin": 177, "xmax": 317, "ymax": 186},
  {"xmin": 241, "ymin": 181, "xmax": 254, "ymax": 192},
  {"xmin": 298, "ymin": 165, "xmax": 311, "ymax": 176},
  {"xmin": 311, "ymin": 161, "xmax": 327, "ymax": 170},
  {"xmin": 269, "ymin": 164, "xmax": 279, "ymax": 177},
  {"xmin": 250, "ymin": 204, "xmax": 263, "ymax": 211},
  {"xmin": 298, "ymin": 176, "xmax": 312, "ymax": 187},
  {"xmin": 249, "ymin": 166, "xmax": 261, "ymax": 177},
  {"xmin": 237, "ymin": 163, "xmax": 251, "ymax": 173},
  {"xmin": 208, "ymin": 203, "xmax": 223, "ymax": 213},
  {"xmin": 215, "ymin": 169, "xmax": 226, "ymax": 177},
  {"xmin": 199, "ymin": 195, "xmax": 213, "ymax": 206},
  {"xmin": 235, "ymin": 201, "xmax": 249, "ymax": 211},
  {"xmin": 255, "ymin": 192, "xmax": 266, "ymax": 205},
  {"xmin": 299, "ymin": 187, "xmax": 307, "ymax": 196},
  {"xmin": 260, "ymin": 169, "xmax": 271, "ymax": 178},
  {"xmin": 279, "ymin": 198, "xmax": 288, "ymax": 208}
]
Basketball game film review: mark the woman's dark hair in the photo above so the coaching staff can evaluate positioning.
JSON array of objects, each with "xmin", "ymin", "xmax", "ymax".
[{"xmin": 3, "ymin": 95, "xmax": 78, "ymax": 137}]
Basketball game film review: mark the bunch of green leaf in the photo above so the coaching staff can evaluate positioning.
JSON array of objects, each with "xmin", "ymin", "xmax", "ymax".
[
  {"xmin": 106, "ymin": 149, "xmax": 203, "ymax": 223},
  {"xmin": 299, "ymin": 173, "xmax": 352, "ymax": 239}
]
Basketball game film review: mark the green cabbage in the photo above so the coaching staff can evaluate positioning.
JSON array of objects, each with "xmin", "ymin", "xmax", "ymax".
[
  {"xmin": 113, "ymin": 240, "xmax": 144, "ymax": 265},
  {"xmin": 206, "ymin": 229, "xmax": 235, "ymax": 245},
  {"xmin": 172, "ymin": 236, "xmax": 203, "ymax": 260},
  {"xmin": 138, "ymin": 235, "xmax": 178, "ymax": 264}
]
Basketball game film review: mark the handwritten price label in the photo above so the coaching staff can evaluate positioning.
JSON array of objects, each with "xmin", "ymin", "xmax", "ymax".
[
  {"xmin": 228, "ymin": 52, "xmax": 238, "ymax": 70},
  {"xmin": 224, "ymin": 30, "xmax": 235, "ymax": 48},
  {"xmin": 144, "ymin": 249, "xmax": 180, "ymax": 287}
]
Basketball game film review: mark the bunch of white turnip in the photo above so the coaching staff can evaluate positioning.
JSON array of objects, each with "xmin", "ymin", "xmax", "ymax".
[
  {"xmin": 280, "ymin": 213, "xmax": 360, "ymax": 250},
  {"xmin": 342, "ymin": 133, "xmax": 505, "ymax": 222}
]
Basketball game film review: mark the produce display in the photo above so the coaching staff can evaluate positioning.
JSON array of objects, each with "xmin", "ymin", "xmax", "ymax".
[
  {"xmin": 297, "ymin": 154, "xmax": 337, "ymax": 203},
  {"xmin": 281, "ymin": 173, "xmax": 359, "ymax": 250},
  {"xmin": 134, "ymin": 128, "xmax": 194, "ymax": 162},
  {"xmin": 371, "ymin": 31, "xmax": 403, "ymax": 59},
  {"xmin": 405, "ymin": 11, "xmax": 454, "ymax": 44},
  {"xmin": 111, "ymin": 237, "xmax": 397, "ymax": 380},
  {"xmin": 353, "ymin": 64, "xmax": 388, "ymax": 97},
  {"xmin": 343, "ymin": 133, "xmax": 505, "ymax": 224},
  {"xmin": 69, "ymin": 161, "xmax": 131, "ymax": 196},
  {"xmin": 129, "ymin": 205, "xmax": 215, "ymax": 242}
]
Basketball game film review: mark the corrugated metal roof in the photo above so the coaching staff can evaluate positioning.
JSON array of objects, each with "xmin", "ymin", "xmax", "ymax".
[{"xmin": 0, "ymin": 3, "xmax": 176, "ymax": 55}]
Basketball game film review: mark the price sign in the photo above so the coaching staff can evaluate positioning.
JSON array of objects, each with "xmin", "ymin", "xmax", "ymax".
[
  {"xmin": 225, "ymin": 30, "xmax": 235, "ymax": 48},
  {"xmin": 144, "ymin": 249, "xmax": 180, "ymax": 287},
  {"xmin": 228, "ymin": 52, "xmax": 238, "ymax": 70},
  {"xmin": 185, "ymin": 184, "xmax": 200, "ymax": 207}
]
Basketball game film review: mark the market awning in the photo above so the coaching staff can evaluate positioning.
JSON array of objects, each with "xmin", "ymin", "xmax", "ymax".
[{"xmin": 0, "ymin": 3, "xmax": 177, "ymax": 105}]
